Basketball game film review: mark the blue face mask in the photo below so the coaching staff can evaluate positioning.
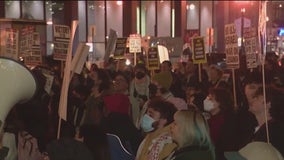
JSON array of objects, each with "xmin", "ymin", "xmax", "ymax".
[{"xmin": 141, "ymin": 114, "xmax": 155, "ymax": 132}]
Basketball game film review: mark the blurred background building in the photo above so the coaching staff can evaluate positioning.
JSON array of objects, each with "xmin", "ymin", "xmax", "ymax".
[{"xmin": 0, "ymin": 1, "xmax": 283, "ymax": 63}]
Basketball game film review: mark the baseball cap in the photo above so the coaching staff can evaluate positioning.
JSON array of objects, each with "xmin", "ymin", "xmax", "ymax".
[{"xmin": 225, "ymin": 142, "xmax": 284, "ymax": 160}]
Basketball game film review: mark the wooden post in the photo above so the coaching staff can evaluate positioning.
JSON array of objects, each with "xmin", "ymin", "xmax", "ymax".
[
  {"xmin": 198, "ymin": 63, "xmax": 202, "ymax": 82},
  {"xmin": 231, "ymin": 69, "xmax": 237, "ymax": 109},
  {"xmin": 134, "ymin": 52, "xmax": 137, "ymax": 66}
]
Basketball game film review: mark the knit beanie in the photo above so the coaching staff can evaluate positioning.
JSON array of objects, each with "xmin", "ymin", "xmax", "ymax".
[{"xmin": 152, "ymin": 71, "xmax": 173, "ymax": 90}]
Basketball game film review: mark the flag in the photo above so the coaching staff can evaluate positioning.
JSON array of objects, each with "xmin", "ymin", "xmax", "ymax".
[
  {"xmin": 258, "ymin": 1, "xmax": 267, "ymax": 56},
  {"xmin": 58, "ymin": 20, "xmax": 78, "ymax": 121}
]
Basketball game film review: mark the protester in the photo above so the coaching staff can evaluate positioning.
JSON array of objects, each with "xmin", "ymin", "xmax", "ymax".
[
  {"xmin": 207, "ymin": 64, "xmax": 229, "ymax": 89},
  {"xmin": 102, "ymin": 112, "xmax": 142, "ymax": 156},
  {"xmin": 225, "ymin": 141, "xmax": 284, "ymax": 160},
  {"xmin": 136, "ymin": 97, "xmax": 177, "ymax": 160},
  {"xmin": 46, "ymin": 137, "xmax": 93, "ymax": 160},
  {"xmin": 165, "ymin": 110, "xmax": 215, "ymax": 160},
  {"xmin": 151, "ymin": 71, "xmax": 188, "ymax": 111},
  {"xmin": 160, "ymin": 60, "xmax": 185, "ymax": 100},
  {"xmin": 129, "ymin": 63, "xmax": 150, "ymax": 127},
  {"xmin": 75, "ymin": 124, "xmax": 111, "ymax": 160},
  {"xmin": 83, "ymin": 68, "xmax": 112, "ymax": 126},
  {"xmin": 203, "ymin": 87, "xmax": 239, "ymax": 160},
  {"xmin": 246, "ymin": 85, "xmax": 284, "ymax": 156}
]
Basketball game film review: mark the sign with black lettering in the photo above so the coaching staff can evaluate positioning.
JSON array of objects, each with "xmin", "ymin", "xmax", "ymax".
[
  {"xmin": 5, "ymin": 28, "xmax": 19, "ymax": 60},
  {"xmin": 147, "ymin": 47, "xmax": 159, "ymax": 70},
  {"xmin": 225, "ymin": 23, "xmax": 239, "ymax": 69},
  {"xmin": 20, "ymin": 26, "xmax": 34, "ymax": 57},
  {"xmin": 243, "ymin": 27, "xmax": 258, "ymax": 69},
  {"xmin": 25, "ymin": 32, "xmax": 42, "ymax": 66},
  {"xmin": 192, "ymin": 36, "xmax": 207, "ymax": 64},
  {"xmin": 53, "ymin": 25, "xmax": 71, "ymax": 61},
  {"xmin": 113, "ymin": 37, "xmax": 127, "ymax": 59}
]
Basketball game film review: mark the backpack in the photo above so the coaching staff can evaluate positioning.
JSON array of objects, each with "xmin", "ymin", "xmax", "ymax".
[{"xmin": 17, "ymin": 131, "xmax": 42, "ymax": 160}]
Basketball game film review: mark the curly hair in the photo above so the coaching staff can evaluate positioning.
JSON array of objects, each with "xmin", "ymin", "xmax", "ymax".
[{"xmin": 148, "ymin": 97, "xmax": 177, "ymax": 125}]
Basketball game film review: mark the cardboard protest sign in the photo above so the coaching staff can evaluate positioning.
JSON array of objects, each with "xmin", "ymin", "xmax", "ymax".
[
  {"xmin": 53, "ymin": 25, "xmax": 71, "ymax": 61},
  {"xmin": 113, "ymin": 37, "xmax": 127, "ymax": 59},
  {"xmin": 192, "ymin": 36, "xmax": 207, "ymax": 64},
  {"xmin": 243, "ymin": 27, "xmax": 258, "ymax": 69},
  {"xmin": 147, "ymin": 47, "xmax": 159, "ymax": 70},
  {"xmin": 129, "ymin": 34, "xmax": 142, "ymax": 53},
  {"xmin": 225, "ymin": 23, "xmax": 239, "ymax": 69},
  {"xmin": 5, "ymin": 28, "xmax": 19, "ymax": 60}
]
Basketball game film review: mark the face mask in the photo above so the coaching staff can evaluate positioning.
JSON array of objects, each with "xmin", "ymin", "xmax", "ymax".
[
  {"xmin": 203, "ymin": 98, "xmax": 215, "ymax": 112},
  {"xmin": 135, "ymin": 72, "xmax": 145, "ymax": 79},
  {"xmin": 141, "ymin": 114, "xmax": 155, "ymax": 132}
]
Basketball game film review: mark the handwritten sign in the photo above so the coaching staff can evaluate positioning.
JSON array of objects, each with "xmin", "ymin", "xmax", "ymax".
[
  {"xmin": 129, "ymin": 34, "xmax": 141, "ymax": 53},
  {"xmin": 24, "ymin": 32, "xmax": 42, "ymax": 66},
  {"xmin": 243, "ymin": 27, "xmax": 258, "ymax": 69},
  {"xmin": 225, "ymin": 23, "xmax": 239, "ymax": 69},
  {"xmin": 5, "ymin": 28, "xmax": 19, "ymax": 60},
  {"xmin": 20, "ymin": 26, "xmax": 34, "ymax": 57}
]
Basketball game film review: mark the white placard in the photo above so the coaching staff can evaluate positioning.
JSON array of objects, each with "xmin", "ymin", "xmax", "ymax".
[{"xmin": 129, "ymin": 34, "xmax": 141, "ymax": 53}]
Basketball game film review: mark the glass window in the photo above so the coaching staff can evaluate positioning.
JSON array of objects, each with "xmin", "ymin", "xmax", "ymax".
[
  {"xmin": 5, "ymin": 1, "xmax": 20, "ymax": 18},
  {"xmin": 141, "ymin": 1, "xmax": 155, "ymax": 36},
  {"xmin": 157, "ymin": 1, "xmax": 171, "ymax": 37},
  {"xmin": 186, "ymin": 1, "xmax": 200, "ymax": 30},
  {"xmin": 87, "ymin": 1, "xmax": 106, "ymax": 60},
  {"xmin": 22, "ymin": 1, "xmax": 44, "ymax": 20},
  {"xmin": 106, "ymin": 1, "xmax": 123, "ymax": 37},
  {"xmin": 78, "ymin": 1, "xmax": 86, "ymax": 42},
  {"xmin": 45, "ymin": 1, "xmax": 64, "ymax": 56}
]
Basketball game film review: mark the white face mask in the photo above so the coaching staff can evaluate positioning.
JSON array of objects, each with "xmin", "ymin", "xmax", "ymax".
[
  {"xmin": 203, "ymin": 98, "xmax": 215, "ymax": 112},
  {"xmin": 141, "ymin": 114, "xmax": 155, "ymax": 132}
]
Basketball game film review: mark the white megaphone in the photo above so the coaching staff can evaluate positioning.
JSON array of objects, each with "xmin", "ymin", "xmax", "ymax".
[{"xmin": 0, "ymin": 57, "xmax": 37, "ymax": 131}]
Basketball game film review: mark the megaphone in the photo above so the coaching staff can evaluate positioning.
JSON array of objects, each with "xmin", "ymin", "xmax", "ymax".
[{"xmin": 0, "ymin": 57, "xmax": 37, "ymax": 130}]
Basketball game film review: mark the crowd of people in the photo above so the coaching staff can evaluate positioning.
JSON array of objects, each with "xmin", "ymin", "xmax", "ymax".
[{"xmin": 1, "ymin": 52, "xmax": 284, "ymax": 160}]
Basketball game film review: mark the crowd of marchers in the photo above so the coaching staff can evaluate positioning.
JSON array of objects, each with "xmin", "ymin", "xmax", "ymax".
[{"xmin": 1, "ymin": 52, "xmax": 284, "ymax": 160}]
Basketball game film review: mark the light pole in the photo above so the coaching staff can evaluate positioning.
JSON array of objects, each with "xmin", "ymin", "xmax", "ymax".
[{"xmin": 240, "ymin": 7, "xmax": 245, "ymax": 55}]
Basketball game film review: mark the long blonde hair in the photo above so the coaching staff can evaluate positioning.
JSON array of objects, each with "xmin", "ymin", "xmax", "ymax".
[{"xmin": 175, "ymin": 110, "xmax": 213, "ymax": 148}]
